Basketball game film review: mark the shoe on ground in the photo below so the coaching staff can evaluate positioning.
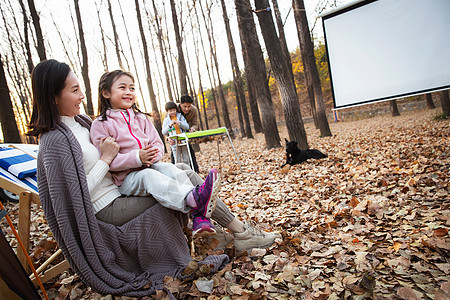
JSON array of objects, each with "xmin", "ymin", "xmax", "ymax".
[
  {"xmin": 192, "ymin": 212, "xmax": 216, "ymax": 237},
  {"xmin": 211, "ymin": 226, "xmax": 234, "ymax": 251},
  {"xmin": 192, "ymin": 168, "xmax": 220, "ymax": 218},
  {"xmin": 233, "ymin": 221, "xmax": 280, "ymax": 252}
]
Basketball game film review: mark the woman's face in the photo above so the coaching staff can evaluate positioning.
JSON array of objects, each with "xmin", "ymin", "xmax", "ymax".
[
  {"xmin": 55, "ymin": 71, "xmax": 84, "ymax": 117},
  {"xmin": 104, "ymin": 74, "xmax": 136, "ymax": 110}
]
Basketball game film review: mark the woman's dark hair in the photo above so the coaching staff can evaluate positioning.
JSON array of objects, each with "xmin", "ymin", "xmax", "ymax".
[
  {"xmin": 27, "ymin": 59, "xmax": 71, "ymax": 137},
  {"xmin": 180, "ymin": 94, "xmax": 194, "ymax": 104},
  {"xmin": 165, "ymin": 101, "xmax": 178, "ymax": 112},
  {"xmin": 97, "ymin": 70, "xmax": 148, "ymax": 121}
]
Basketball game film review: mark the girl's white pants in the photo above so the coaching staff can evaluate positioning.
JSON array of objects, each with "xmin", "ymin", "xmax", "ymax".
[{"xmin": 119, "ymin": 162, "xmax": 195, "ymax": 213}]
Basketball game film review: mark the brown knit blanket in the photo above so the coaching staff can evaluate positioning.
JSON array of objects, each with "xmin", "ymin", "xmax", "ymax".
[{"xmin": 37, "ymin": 115, "xmax": 228, "ymax": 297}]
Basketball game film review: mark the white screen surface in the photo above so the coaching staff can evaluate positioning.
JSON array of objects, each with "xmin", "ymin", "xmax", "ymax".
[{"xmin": 322, "ymin": 0, "xmax": 450, "ymax": 109}]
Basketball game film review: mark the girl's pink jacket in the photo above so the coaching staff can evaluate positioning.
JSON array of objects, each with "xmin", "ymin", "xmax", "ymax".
[{"xmin": 90, "ymin": 109, "xmax": 164, "ymax": 186}]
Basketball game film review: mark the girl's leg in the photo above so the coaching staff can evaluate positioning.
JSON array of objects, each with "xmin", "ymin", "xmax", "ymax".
[
  {"xmin": 119, "ymin": 169, "xmax": 193, "ymax": 213},
  {"xmin": 151, "ymin": 161, "xmax": 193, "ymax": 186},
  {"xmin": 175, "ymin": 163, "xmax": 239, "ymax": 229}
]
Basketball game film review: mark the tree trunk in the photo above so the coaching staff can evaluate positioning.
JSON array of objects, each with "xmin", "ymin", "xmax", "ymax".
[
  {"xmin": 255, "ymin": 0, "xmax": 308, "ymax": 149},
  {"xmin": 0, "ymin": 7, "xmax": 31, "ymax": 122},
  {"xmin": 0, "ymin": 56, "xmax": 21, "ymax": 143},
  {"xmin": 106, "ymin": 0, "xmax": 124, "ymax": 70},
  {"xmin": 425, "ymin": 93, "xmax": 435, "ymax": 109},
  {"xmin": 293, "ymin": 0, "xmax": 332, "ymax": 137},
  {"xmin": 439, "ymin": 90, "xmax": 450, "ymax": 116},
  {"xmin": 134, "ymin": 0, "xmax": 165, "ymax": 148},
  {"xmin": 183, "ymin": 37, "xmax": 204, "ymax": 130},
  {"xmin": 19, "ymin": 0, "xmax": 34, "ymax": 74},
  {"xmin": 271, "ymin": 0, "xmax": 295, "ymax": 86},
  {"xmin": 95, "ymin": 3, "xmax": 108, "ymax": 72},
  {"xmin": 220, "ymin": 0, "xmax": 253, "ymax": 139},
  {"xmin": 201, "ymin": 0, "xmax": 233, "ymax": 135},
  {"xmin": 193, "ymin": 3, "xmax": 221, "ymax": 127},
  {"xmin": 119, "ymin": 0, "xmax": 147, "ymax": 110},
  {"xmin": 169, "ymin": 0, "xmax": 188, "ymax": 96},
  {"xmin": 390, "ymin": 99, "xmax": 400, "ymax": 116},
  {"xmin": 151, "ymin": 0, "xmax": 174, "ymax": 103},
  {"xmin": 27, "ymin": 0, "xmax": 46, "ymax": 61},
  {"xmin": 291, "ymin": 4, "xmax": 317, "ymax": 128},
  {"xmin": 235, "ymin": 0, "xmax": 280, "ymax": 148},
  {"xmin": 73, "ymin": 0, "xmax": 94, "ymax": 116},
  {"xmin": 192, "ymin": 25, "xmax": 209, "ymax": 130},
  {"xmin": 244, "ymin": 55, "xmax": 264, "ymax": 134}
]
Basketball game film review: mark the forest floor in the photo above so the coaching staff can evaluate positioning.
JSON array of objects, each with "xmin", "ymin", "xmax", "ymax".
[{"xmin": 2, "ymin": 109, "xmax": 449, "ymax": 299}]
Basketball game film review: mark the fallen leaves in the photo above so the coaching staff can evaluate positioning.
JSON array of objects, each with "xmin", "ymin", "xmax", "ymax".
[{"xmin": 1, "ymin": 110, "xmax": 449, "ymax": 299}]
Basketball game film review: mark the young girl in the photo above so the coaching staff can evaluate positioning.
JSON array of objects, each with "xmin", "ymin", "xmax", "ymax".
[
  {"xmin": 162, "ymin": 101, "xmax": 192, "ymax": 165},
  {"xmin": 90, "ymin": 70, "xmax": 218, "ymax": 235}
]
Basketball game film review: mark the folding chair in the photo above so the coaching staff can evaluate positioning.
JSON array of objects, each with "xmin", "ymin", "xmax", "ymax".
[{"xmin": 0, "ymin": 145, "xmax": 70, "ymax": 288}]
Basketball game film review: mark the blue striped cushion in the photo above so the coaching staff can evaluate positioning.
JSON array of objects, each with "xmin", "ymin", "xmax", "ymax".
[{"xmin": 0, "ymin": 148, "xmax": 37, "ymax": 179}]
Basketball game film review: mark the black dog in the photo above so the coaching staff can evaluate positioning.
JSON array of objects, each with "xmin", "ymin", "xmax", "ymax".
[{"xmin": 281, "ymin": 138, "xmax": 327, "ymax": 167}]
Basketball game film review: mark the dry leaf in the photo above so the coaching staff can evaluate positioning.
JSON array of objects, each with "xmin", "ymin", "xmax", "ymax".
[{"xmin": 397, "ymin": 286, "xmax": 421, "ymax": 300}]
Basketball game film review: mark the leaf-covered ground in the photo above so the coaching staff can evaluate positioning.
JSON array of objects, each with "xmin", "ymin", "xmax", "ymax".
[{"xmin": 2, "ymin": 109, "xmax": 449, "ymax": 299}]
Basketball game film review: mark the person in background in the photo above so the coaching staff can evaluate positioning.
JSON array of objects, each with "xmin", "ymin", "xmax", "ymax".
[
  {"xmin": 171, "ymin": 94, "xmax": 200, "ymax": 172},
  {"xmin": 162, "ymin": 101, "xmax": 192, "ymax": 167}
]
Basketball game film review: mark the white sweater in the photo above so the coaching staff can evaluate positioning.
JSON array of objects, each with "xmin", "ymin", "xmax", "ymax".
[{"xmin": 60, "ymin": 116, "xmax": 121, "ymax": 213}]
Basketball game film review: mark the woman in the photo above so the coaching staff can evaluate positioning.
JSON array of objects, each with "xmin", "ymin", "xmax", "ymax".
[{"xmin": 27, "ymin": 59, "xmax": 278, "ymax": 296}]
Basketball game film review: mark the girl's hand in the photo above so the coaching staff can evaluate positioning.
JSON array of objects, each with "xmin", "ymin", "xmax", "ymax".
[
  {"xmin": 139, "ymin": 145, "xmax": 159, "ymax": 166},
  {"xmin": 99, "ymin": 137, "xmax": 120, "ymax": 165}
]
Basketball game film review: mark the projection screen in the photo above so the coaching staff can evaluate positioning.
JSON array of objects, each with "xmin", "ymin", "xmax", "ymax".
[{"xmin": 321, "ymin": 0, "xmax": 450, "ymax": 109}]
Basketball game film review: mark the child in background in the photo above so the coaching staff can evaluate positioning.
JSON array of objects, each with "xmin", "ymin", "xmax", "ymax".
[
  {"xmin": 90, "ymin": 70, "xmax": 218, "ymax": 235},
  {"xmin": 162, "ymin": 101, "xmax": 192, "ymax": 166}
]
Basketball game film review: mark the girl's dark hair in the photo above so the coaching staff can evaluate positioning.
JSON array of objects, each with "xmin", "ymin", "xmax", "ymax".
[
  {"xmin": 27, "ymin": 59, "xmax": 71, "ymax": 137},
  {"xmin": 165, "ymin": 101, "xmax": 178, "ymax": 112},
  {"xmin": 98, "ymin": 70, "xmax": 148, "ymax": 121}
]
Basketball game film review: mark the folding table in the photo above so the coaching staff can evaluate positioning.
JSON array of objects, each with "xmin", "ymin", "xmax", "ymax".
[{"xmin": 170, "ymin": 127, "xmax": 242, "ymax": 172}]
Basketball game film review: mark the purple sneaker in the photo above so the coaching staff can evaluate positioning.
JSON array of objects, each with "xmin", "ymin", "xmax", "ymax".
[
  {"xmin": 192, "ymin": 213, "xmax": 216, "ymax": 237},
  {"xmin": 192, "ymin": 168, "xmax": 220, "ymax": 218}
]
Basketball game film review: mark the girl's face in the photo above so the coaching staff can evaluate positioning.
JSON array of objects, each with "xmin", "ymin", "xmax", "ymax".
[
  {"xmin": 55, "ymin": 71, "xmax": 84, "ymax": 117},
  {"xmin": 167, "ymin": 108, "xmax": 177, "ymax": 117},
  {"xmin": 103, "ymin": 75, "xmax": 136, "ymax": 110}
]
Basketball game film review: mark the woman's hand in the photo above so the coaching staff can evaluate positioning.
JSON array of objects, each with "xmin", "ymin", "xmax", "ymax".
[
  {"xmin": 99, "ymin": 137, "xmax": 120, "ymax": 165},
  {"xmin": 139, "ymin": 145, "xmax": 159, "ymax": 166}
]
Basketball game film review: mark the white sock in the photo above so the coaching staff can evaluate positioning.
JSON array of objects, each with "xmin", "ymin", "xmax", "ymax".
[{"xmin": 186, "ymin": 190, "xmax": 197, "ymax": 208}]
